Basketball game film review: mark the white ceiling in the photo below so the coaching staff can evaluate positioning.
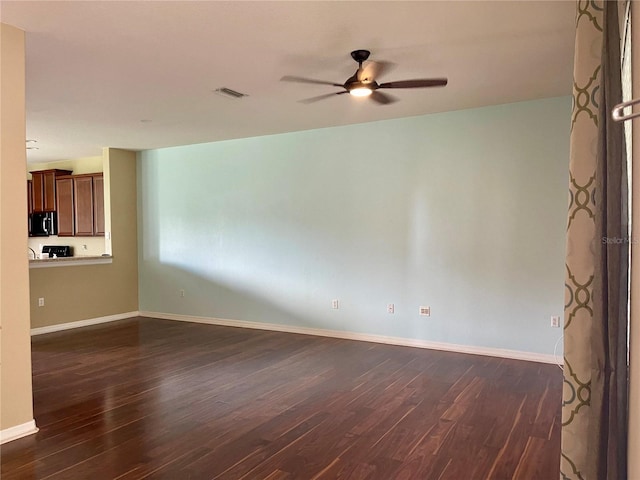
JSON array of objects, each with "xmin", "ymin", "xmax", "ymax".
[{"xmin": 1, "ymin": 1, "xmax": 576, "ymax": 163}]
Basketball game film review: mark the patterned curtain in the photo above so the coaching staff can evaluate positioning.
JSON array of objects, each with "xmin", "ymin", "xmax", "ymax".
[{"xmin": 562, "ymin": 1, "xmax": 629, "ymax": 479}]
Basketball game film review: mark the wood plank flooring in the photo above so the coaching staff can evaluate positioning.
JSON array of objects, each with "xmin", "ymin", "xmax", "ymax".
[{"xmin": 1, "ymin": 317, "xmax": 562, "ymax": 479}]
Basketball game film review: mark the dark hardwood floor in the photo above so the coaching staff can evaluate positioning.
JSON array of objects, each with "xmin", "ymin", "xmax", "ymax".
[{"xmin": 1, "ymin": 317, "xmax": 562, "ymax": 479}]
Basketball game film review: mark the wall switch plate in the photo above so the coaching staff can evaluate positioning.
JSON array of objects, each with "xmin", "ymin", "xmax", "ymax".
[
  {"xmin": 179, "ymin": 289, "xmax": 185, "ymax": 298},
  {"xmin": 387, "ymin": 303, "xmax": 394, "ymax": 314},
  {"xmin": 38, "ymin": 297, "xmax": 45, "ymax": 307},
  {"xmin": 332, "ymin": 299, "xmax": 339, "ymax": 309},
  {"xmin": 551, "ymin": 315, "xmax": 561, "ymax": 328},
  {"xmin": 419, "ymin": 306, "xmax": 430, "ymax": 316}
]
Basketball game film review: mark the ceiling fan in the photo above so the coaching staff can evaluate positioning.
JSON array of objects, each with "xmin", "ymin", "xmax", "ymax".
[{"xmin": 281, "ymin": 49, "xmax": 447, "ymax": 105}]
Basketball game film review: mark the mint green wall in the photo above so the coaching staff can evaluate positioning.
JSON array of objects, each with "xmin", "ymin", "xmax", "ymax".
[{"xmin": 138, "ymin": 97, "xmax": 570, "ymax": 355}]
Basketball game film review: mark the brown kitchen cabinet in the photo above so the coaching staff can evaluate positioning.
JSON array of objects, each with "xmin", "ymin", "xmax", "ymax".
[
  {"xmin": 55, "ymin": 177, "xmax": 75, "ymax": 236},
  {"xmin": 27, "ymin": 180, "xmax": 33, "ymax": 214},
  {"xmin": 30, "ymin": 169, "xmax": 72, "ymax": 212},
  {"xmin": 93, "ymin": 174, "xmax": 105, "ymax": 236},
  {"xmin": 56, "ymin": 173, "xmax": 104, "ymax": 237},
  {"xmin": 74, "ymin": 175, "xmax": 95, "ymax": 236},
  {"xmin": 27, "ymin": 180, "xmax": 33, "ymax": 236}
]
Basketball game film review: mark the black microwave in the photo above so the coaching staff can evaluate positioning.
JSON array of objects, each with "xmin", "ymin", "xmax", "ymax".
[{"xmin": 29, "ymin": 212, "xmax": 57, "ymax": 237}]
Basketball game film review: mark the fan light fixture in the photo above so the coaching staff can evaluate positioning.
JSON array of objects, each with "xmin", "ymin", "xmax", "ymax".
[
  {"xmin": 281, "ymin": 49, "xmax": 447, "ymax": 105},
  {"xmin": 350, "ymin": 87, "xmax": 372, "ymax": 97}
]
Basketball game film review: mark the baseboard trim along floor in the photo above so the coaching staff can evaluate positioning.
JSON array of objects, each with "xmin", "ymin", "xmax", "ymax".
[
  {"xmin": 30, "ymin": 311, "xmax": 140, "ymax": 336},
  {"xmin": 139, "ymin": 310, "xmax": 561, "ymax": 365},
  {"xmin": 0, "ymin": 420, "xmax": 38, "ymax": 445}
]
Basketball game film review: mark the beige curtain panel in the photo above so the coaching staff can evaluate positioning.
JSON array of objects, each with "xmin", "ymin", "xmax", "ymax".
[{"xmin": 562, "ymin": 1, "xmax": 629, "ymax": 479}]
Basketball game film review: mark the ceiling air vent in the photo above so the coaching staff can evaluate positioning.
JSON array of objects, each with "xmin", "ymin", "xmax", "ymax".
[{"xmin": 214, "ymin": 87, "xmax": 248, "ymax": 99}]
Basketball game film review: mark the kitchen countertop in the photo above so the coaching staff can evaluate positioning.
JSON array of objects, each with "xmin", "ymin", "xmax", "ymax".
[{"xmin": 29, "ymin": 255, "xmax": 113, "ymax": 268}]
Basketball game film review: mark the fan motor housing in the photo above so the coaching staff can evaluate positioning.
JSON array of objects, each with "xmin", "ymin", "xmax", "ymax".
[{"xmin": 350, "ymin": 49, "xmax": 371, "ymax": 64}]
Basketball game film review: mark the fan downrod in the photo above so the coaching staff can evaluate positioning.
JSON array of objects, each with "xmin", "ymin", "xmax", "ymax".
[{"xmin": 350, "ymin": 49, "xmax": 371, "ymax": 65}]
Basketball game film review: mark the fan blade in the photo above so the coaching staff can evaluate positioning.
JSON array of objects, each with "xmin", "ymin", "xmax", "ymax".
[
  {"xmin": 378, "ymin": 78, "xmax": 448, "ymax": 89},
  {"xmin": 281, "ymin": 75, "xmax": 343, "ymax": 87},
  {"xmin": 299, "ymin": 91, "xmax": 348, "ymax": 104},
  {"xmin": 359, "ymin": 61, "xmax": 395, "ymax": 82},
  {"xmin": 370, "ymin": 91, "xmax": 397, "ymax": 105}
]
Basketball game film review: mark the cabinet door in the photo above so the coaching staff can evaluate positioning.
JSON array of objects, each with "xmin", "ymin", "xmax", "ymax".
[
  {"xmin": 43, "ymin": 171, "xmax": 56, "ymax": 211},
  {"xmin": 27, "ymin": 180, "xmax": 33, "ymax": 214},
  {"xmin": 32, "ymin": 173, "xmax": 45, "ymax": 212},
  {"xmin": 74, "ymin": 176, "xmax": 94, "ymax": 236},
  {"xmin": 93, "ymin": 174, "xmax": 105, "ymax": 236},
  {"xmin": 56, "ymin": 177, "xmax": 75, "ymax": 236}
]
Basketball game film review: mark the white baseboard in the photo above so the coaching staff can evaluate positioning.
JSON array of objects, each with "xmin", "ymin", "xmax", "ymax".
[
  {"xmin": 31, "ymin": 311, "xmax": 139, "ymax": 336},
  {"xmin": 139, "ymin": 311, "xmax": 560, "ymax": 365},
  {"xmin": 0, "ymin": 420, "xmax": 38, "ymax": 444}
]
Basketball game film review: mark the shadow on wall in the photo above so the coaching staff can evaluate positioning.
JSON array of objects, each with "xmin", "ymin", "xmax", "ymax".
[
  {"xmin": 139, "ymin": 235, "xmax": 563, "ymax": 357},
  {"xmin": 138, "ymin": 178, "xmax": 566, "ymax": 354},
  {"xmin": 141, "ymin": 259, "xmax": 353, "ymax": 333}
]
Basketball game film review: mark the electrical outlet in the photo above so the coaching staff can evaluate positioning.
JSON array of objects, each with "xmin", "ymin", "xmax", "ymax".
[
  {"xmin": 179, "ymin": 289, "xmax": 185, "ymax": 298},
  {"xmin": 38, "ymin": 297, "xmax": 45, "ymax": 307},
  {"xmin": 551, "ymin": 315, "xmax": 561, "ymax": 328},
  {"xmin": 419, "ymin": 306, "xmax": 430, "ymax": 316},
  {"xmin": 332, "ymin": 299, "xmax": 339, "ymax": 309},
  {"xmin": 387, "ymin": 303, "xmax": 394, "ymax": 314}
]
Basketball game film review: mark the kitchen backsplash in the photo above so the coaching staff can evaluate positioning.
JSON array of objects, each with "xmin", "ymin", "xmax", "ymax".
[{"xmin": 28, "ymin": 236, "xmax": 107, "ymax": 258}]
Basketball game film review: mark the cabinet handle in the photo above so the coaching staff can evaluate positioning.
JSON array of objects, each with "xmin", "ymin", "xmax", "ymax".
[{"xmin": 42, "ymin": 217, "xmax": 48, "ymax": 234}]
